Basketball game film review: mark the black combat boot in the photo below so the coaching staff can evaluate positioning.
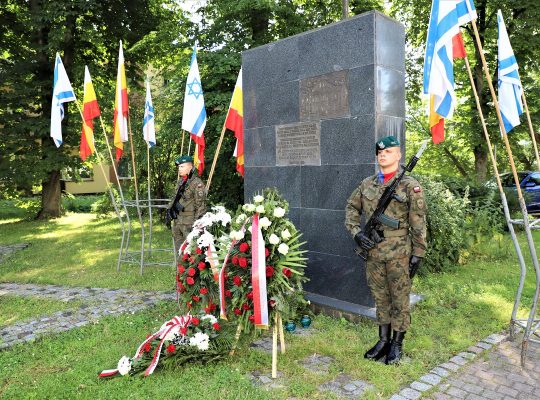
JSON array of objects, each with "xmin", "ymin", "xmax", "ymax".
[
  {"xmin": 364, "ymin": 324, "xmax": 391, "ymax": 361},
  {"xmin": 385, "ymin": 330, "xmax": 406, "ymax": 365}
]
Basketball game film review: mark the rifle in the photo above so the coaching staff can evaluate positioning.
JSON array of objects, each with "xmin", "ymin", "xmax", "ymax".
[
  {"xmin": 165, "ymin": 170, "xmax": 193, "ymax": 228},
  {"xmin": 356, "ymin": 140, "xmax": 429, "ymax": 260}
]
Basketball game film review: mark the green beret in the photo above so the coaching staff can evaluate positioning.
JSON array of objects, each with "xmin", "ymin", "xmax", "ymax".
[
  {"xmin": 174, "ymin": 155, "xmax": 194, "ymax": 166},
  {"xmin": 376, "ymin": 136, "xmax": 400, "ymax": 154}
]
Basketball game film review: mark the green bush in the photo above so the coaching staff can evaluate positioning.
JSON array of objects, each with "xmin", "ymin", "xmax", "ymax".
[{"xmin": 61, "ymin": 194, "xmax": 102, "ymax": 213}]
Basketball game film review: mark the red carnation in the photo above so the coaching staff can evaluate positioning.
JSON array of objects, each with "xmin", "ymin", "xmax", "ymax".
[
  {"xmin": 192, "ymin": 317, "xmax": 200, "ymax": 326},
  {"xmin": 208, "ymin": 303, "xmax": 217, "ymax": 311},
  {"xmin": 166, "ymin": 344, "xmax": 176, "ymax": 354},
  {"xmin": 269, "ymin": 299, "xmax": 276, "ymax": 307},
  {"xmin": 249, "ymin": 315, "xmax": 255, "ymax": 323},
  {"xmin": 182, "ymin": 253, "xmax": 189, "ymax": 261},
  {"xmin": 239, "ymin": 242, "xmax": 250, "ymax": 253},
  {"xmin": 283, "ymin": 268, "xmax": 293, "ymax": 278},
  {"xmin": 189, "ymin": 256, "xmax": 195, "ymax": 263},
  {"xmin": 196, "ymin": 247, "xmax": 203, "ymax": 255},
  {"xmin": 242, "ymin": 303, "xmax": 250, "ymax": 311},
  {"xmin": 238, "ymin": 257, "xmax": 248, "ymax": 268},
  {"xmin": 234, "ymin": 308, "xmax": 242, "ymax": 315},
  {"xmin": 188, "ymin": 267, "xmax": 196, "ymax": 277},
  {"xmin": 177, "ymin": 282, "xmax": 185, "ymax": 293},
  {"xmin": 200, "ymin": 287, "xmax": 208, "ymax": 294},
  {"xmin": 265, "ymin": 248, "xmax": 270, "ymax": 257},
  {"xmin": 143, "ymin": 342, "xmax": 151, "ymax": 352},
  {"xmin": 186, "ymin": 277, "xmax": 195, "ymax": 285},
  {"xmin": 233, "ymin": 276, "xmax": 242, "ymax": 286},
  {"xmin": 192, "ymin": 295, "xmax": 200, "ymax": 302},
  {"xmin": 247, "ymin": 291, "xmax": 254, "ymax": 300},
  {"xmin": 225, "ymin": 290, "xmax": 232, "ymax": 298},
  {"xmin": 266, "ymin": 266, "xmax": 274, "ymax": 277},
  {"xmin": 231, "ymin": 256, "xmax": 239, "ymax": 265},
  {"xmin": 198, "ymin": 261, "xmax": 206, "ymax": 271},
  {"xmin": 178, "ymin": 265, "xmax": 185, "ymax": 274},
  {"xmin": 213, "ymin": 323, "xmax": 221, "ymax": 331}
]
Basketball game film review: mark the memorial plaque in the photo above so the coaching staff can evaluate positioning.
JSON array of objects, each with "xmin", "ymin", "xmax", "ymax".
[
  {"xmin": 276, "ymin": 122, "xmax": 321, "ymax": 166},
  {"xmin": 299, "ymin": 70, "xmax": 349, "ymax": 121}
]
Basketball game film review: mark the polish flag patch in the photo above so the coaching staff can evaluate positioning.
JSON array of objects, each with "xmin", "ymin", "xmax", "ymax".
[{"xmin": 413, "ymin": 186, "xmax": 422, "ymax": 193}]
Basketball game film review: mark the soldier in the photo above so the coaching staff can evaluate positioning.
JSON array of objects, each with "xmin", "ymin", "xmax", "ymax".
[
  {"xmin": 166, "ymin": 155, "xmax": 207, "ymax": 254},
  {"xmin": 345, "ymin": 136, "xmax": 427, "ymax": 365}
]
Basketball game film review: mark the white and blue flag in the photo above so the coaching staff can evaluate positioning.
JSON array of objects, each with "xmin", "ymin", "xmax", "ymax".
[
  {"xmin": 50, "ymin": 53, "xmax": 76, "ymax": 147},
  {"xmin": 143, "ymin": 81, "xmax": 156, "ymax": 147},
  {"xmin": 497, "ymin": 9, "xmax": 523, "ymax": 134},
  {"xmin": 181, "ymin": 46, "xmax": 206, "ymax": 138}
]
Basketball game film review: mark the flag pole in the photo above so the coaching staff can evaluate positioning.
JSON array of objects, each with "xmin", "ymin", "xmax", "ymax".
[
  {"xmin": 127, "ymin": 118, "xmax": 140, "ymax": 201},
  {"xmin": 469, "ymin": 16, "xmax": 540, "ymax": 366},
  {"xmin": 521, "ymin": 92, "xmax": 540, "ymax": 171},
  {"xmin": 180, "ymin": 129, "xmax": 186, "ymax": 156},
  {"xmin": 147, "ymin": 142, "xmax": 153, "ymax": 256},
  {"xmin": 206, "ymin": 120, "xmax": 228, "ymax": 191}
]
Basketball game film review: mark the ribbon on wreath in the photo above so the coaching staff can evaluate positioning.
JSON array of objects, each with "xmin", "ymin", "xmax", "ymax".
[
  {"xmin": 176, "ymin": 240, "xmax": 189, "ymax": 304},
  {"xmin": 98, "ymin": 315, "xmax": 193, "ymax": 378},
  {"xmin": 206, "ymin": 242, "xmax": 220, "ymax": 281},
  {"xmin": 251, "ymin": 214, "xmax": 269, "ymax": 328}
]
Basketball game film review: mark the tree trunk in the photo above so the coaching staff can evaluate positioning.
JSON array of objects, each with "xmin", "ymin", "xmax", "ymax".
[
  {"xmin": 37, "ymin": 170, "xmax": 62, "ymax": 219},
  {"xmin": 473, "ymin": 144, "xmax": 489, "ymax": 182}
]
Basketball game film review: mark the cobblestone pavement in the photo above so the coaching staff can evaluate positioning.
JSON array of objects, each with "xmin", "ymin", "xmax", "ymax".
[
  {"xmin": 0, "ymin": 243, "xmax": 29, "ymax": 263},
  {"xmin": 0, "ymin": 282, "xmax": 174, "ymax": 350}
]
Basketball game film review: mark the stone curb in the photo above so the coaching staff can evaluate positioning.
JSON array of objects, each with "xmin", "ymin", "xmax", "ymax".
[{"xmin": 391, "ymin": 333, "xmax": 507, "ymax": 400}]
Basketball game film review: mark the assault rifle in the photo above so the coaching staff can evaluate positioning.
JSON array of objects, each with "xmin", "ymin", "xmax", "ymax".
[
  {"xmin": 165, "ymin": 170, "xmax": 193, "ymax": 228},
  {"xmin": 356, "ymin": 140, "xmax": 429, "ymax": 260}
]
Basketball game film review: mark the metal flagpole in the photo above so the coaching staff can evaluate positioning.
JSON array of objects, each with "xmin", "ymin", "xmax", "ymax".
[
  {"xmin": 469, "ymin": 17, "xmax": 540, "ymax": 366},
  {"xmin": 521, "ymin": 92, "xmax": 540, "ymax": 171},
  {"xmin": 461, "ymin": 51, "xmax": 527, "ymax": 339},
  {"xmin": 147, "ymin": 143, "xmax": 153, "ymax": 257}
]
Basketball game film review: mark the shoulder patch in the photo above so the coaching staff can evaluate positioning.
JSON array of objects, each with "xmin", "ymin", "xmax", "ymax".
[
  {"xmin": 413, "ymin": 186, "xmax": 421, "ymax": 193},
  {"xmin": 197, "ymin": 183, "xmax": 203, "ymax": 188}
]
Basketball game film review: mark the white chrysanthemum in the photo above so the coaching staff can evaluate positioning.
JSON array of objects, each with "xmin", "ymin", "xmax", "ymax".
[
  {"xmin": 190, "ymin": 332, "xmax": 210, "ymax": 351},
  {"xmin": 273, "ymin": 207, "xmax": 286, "ymax": 218},
  {"xmin": 201, "ymin": 314, "xmax": 218, "ymax": 324},
  {"xmin": 254, "ymin": 195, "xmax": 264, "ymax": 203},
  {"xmin": 212, "ymin": 205, "xmax": 226, "ymax": 214},
  {"xmin": 117, "ymin": 356, "xmax": 132, "ymax": 376},
  {"xmin": 278, "ymin": 243, "xmax": 289, "ymax": 255},
  {"xmin": 259, "ymin": 217, "xmax": 272, "ymax": 229},
  {"xmin": 185, "ymin": 228, "xmax": 202, "ymax": 248},
  {"xmin": 243, "ymin": 204, "xmax": 255, "ymax": 212},
  {"xmin": 281, "ymin": 229, "xmax": 291, "ymax": 240},
  {"xmin": 255, "ymin": 205, "xmax": 265, "ymax": 214},
  {"xmin": 217, "ymin": 212, "xmax": 232, "ymax": 227},
  {"xmin": 197, "ymin": 230, "xmax": 215, "ymax": 249},
  {"xmin": 269, "ymin": 234, "xmax": 280, "ymax": 245},
  {"xmin": 236, "ymin": 213, "xmax": 247, "ymax": 223}
]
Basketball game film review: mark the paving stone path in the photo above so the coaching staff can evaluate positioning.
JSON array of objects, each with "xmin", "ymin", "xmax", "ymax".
[
  {"xmin": 0, "ymin": 243, "xmax": 29, "ymax": 264},
  {"xmin": 0, "ymin": 282, "xmax": 174, "ymax": 350}
]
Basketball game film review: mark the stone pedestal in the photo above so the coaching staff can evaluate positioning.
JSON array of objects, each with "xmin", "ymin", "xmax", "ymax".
[{"xmin": 242, "ymin": 11, "xmax": 405, "ymax": 313}]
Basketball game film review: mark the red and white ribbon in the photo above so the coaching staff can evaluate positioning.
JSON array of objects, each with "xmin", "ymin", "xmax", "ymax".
[
  {"xmin": 98, "ymin": 315, "xmax": 193, "ymax": 378},
  {"xmin": 176, "ymin": 240, "xmax": 189, "ymax": 305},
  {"xmin": 251, "ymin": 213, "xmax": 269, "ymax": 328},
  {"xmin": 206, "ymin": 242, "xmax": 220, "ymax": 281}
]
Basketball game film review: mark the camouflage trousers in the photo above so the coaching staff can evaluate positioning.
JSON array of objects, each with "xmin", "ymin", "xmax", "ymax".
[
  {"xmin": 172, "ymin": 220, "xmax": 193, "ymax": 255},
  {"xmin": 366, "ymin": 255, "xmax": 411, "ymax": 332}
]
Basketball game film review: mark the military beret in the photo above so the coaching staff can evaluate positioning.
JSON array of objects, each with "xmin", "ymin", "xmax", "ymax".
[
  {"xmin": 174, "ymin": 155, "xmax": 194, "ymax": 166},
  {"xmin": 376, "ymin": 136, "xmax": 400, "ymax": 154}
]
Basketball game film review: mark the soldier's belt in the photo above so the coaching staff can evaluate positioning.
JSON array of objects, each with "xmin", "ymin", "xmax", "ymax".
[{"xmin": 381, "ymin": 229, "xmax": 408, "ymax": 238}]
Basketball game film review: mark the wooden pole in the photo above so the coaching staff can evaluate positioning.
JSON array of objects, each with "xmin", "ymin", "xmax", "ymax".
[
  {"xmin": 521, "ymin": 92, "xmax": 540, "ymax": 172},
  {"xmin": 180, "ymin": 129, "xmax": 186, "ymax": 156},
  {"xmin": 127, "ymin": 118, "xmax": 140, "ymax": 202},
  {"xmin": 277, "ymin": 313, "xmax": 286, "ymax": 354},
  {"xmin": 206, "ymin": 122, "xmax": 228, "ymax": 191},
  {"xmin": 229, "ymin": 324, "xmax": 243, "ymax": 356},
  {"xmin": 272, "ymin": 313, "xmax": 278, "ymax": 378},
  {"xmin": 469, "ymin": 18, "xmax": 523, "ymax": 198},
  {"xmin": 342, "ymin": 0, "xmax": 348, "ymax": 20}
]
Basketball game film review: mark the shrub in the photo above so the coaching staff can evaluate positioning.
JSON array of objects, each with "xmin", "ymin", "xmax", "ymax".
[{"xmin": 61, "ymin": 194, "xmax": 101, "ymax": 213}]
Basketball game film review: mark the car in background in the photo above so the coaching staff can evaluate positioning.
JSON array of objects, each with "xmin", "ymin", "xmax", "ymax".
[{"xmin": 497, "ymin": 172, "xmax": 540, "ymax": 214}]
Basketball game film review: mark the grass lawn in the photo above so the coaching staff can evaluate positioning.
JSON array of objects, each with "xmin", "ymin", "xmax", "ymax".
[
  {"xmin": 0, "ymin": 296, "xmax": 79, "ymax": 328},
  {"xmin": 1, "ymin": 210, "xmax": 539, "ymax": 398}
]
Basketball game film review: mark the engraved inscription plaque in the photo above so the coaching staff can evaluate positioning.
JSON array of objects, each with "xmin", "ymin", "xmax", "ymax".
[
  {"xmin": 276, "ymin": 122, "xmax": 321, "ymax": 166},
  {"xmin": 300, "ymin": 70, "xmax": 349, "ymax": 121}
]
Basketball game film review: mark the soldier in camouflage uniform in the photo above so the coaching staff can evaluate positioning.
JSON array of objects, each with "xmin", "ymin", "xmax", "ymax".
[
  {"xmin": 166, "ymin": 155, "xmax": 207, "ymax": 254},
  {"xmin": 345, "ymin": 136, "xmax": 427, "ymax": 365}
]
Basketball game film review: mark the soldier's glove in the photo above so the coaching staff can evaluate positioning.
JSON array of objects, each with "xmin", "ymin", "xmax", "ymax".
[
  {"xmin": 354, "ymin": 231, "xmax": 376, "ymax": 252},
  {"xmin": 165, "ymin": 211, "xmax": 172, "ymax": 229},
  {"xmin": 409, "ymin": 255, "xmax": 422, "ymax": 279},
  {"xmin": 168, "ymin": 206, "xmax": 178, "ymax": 220}
]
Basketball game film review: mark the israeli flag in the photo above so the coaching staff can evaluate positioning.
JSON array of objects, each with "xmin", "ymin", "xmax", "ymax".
[
  {"xmin": 143, "ymin": 81, "xmax": 156, "ymax": 147},
  {"xmin": 50, "ymin": 53, "xmax": 76, "ymax": 147},
  {"xmin": 181, "ymin": 45, "xmax": 206, "ymax": 138},
  {"xmin": 497, "ymin": 9, "xmax": 523, "ymax": 134}
]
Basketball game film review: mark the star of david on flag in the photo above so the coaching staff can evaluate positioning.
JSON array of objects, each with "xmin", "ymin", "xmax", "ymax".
[{"xmin": 187, "ymin": 77, "xmax": 203, "ymax": 100}]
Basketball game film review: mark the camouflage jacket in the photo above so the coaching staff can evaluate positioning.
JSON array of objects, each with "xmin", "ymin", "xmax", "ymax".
[
  {"xmin": 345, "ymin": 172, "xmax": 427, "ymax": 260},
  {"xmin": 169, "ymin": 172, "xmax": 207, "ymax": 224}
]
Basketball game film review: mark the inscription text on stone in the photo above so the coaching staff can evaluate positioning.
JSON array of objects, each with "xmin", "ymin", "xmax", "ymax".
[
  {"xmin": 300, "ymin": 70, "xmax": 349, "ymax": 121},
  {"xmin": 276, "ymin": 122, "xmax": 321, "ymax": 166}
]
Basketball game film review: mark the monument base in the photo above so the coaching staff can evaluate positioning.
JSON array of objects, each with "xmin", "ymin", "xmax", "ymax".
[{"xmin": 307, "ymin": 292, "xmax": 424, "ymax": 324}]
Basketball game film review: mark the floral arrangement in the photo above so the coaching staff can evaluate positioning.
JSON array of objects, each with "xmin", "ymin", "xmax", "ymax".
[
  {"xmin": 221, "ymin": 188, "xmax": 308, "ymax": 333},
  {"xmin": 176, "ymin": 205, "xmax": 232, "ymax": 315},
  {"xmin": 99, "ymin": 313, "xmax": 233, "ymax": 378}
]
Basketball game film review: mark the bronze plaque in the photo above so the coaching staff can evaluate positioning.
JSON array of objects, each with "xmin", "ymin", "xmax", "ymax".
[
  {"xmin": 300, "ymin": 70, "xmax": 349, "ymax": 121},
  {"xmin": 276, "ymin": 122, "xmax": 321, "ymax": 166}
]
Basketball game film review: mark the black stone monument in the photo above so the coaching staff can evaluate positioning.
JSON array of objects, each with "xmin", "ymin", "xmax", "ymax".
[{"xmin": 242, "ymin": 11, "xmax": 406, "ymax": 317}]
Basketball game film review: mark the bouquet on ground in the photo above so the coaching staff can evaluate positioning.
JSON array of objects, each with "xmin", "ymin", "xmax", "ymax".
[
  {"xmin": 176, "ymin": 205, "xmax": 232, "ymax": 315},
  {"xmin": 220, "ymin": 188, "xmax": 308, "ymax": 333},
  {"xmin": 99, "ymin": 313, "xmax": 233, "ymax": 378}
]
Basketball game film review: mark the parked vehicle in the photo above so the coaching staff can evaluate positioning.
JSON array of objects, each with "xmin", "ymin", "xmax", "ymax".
[{"xmin": 495, "ymin": 172, "xmax": 540, "ymax": 214}]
